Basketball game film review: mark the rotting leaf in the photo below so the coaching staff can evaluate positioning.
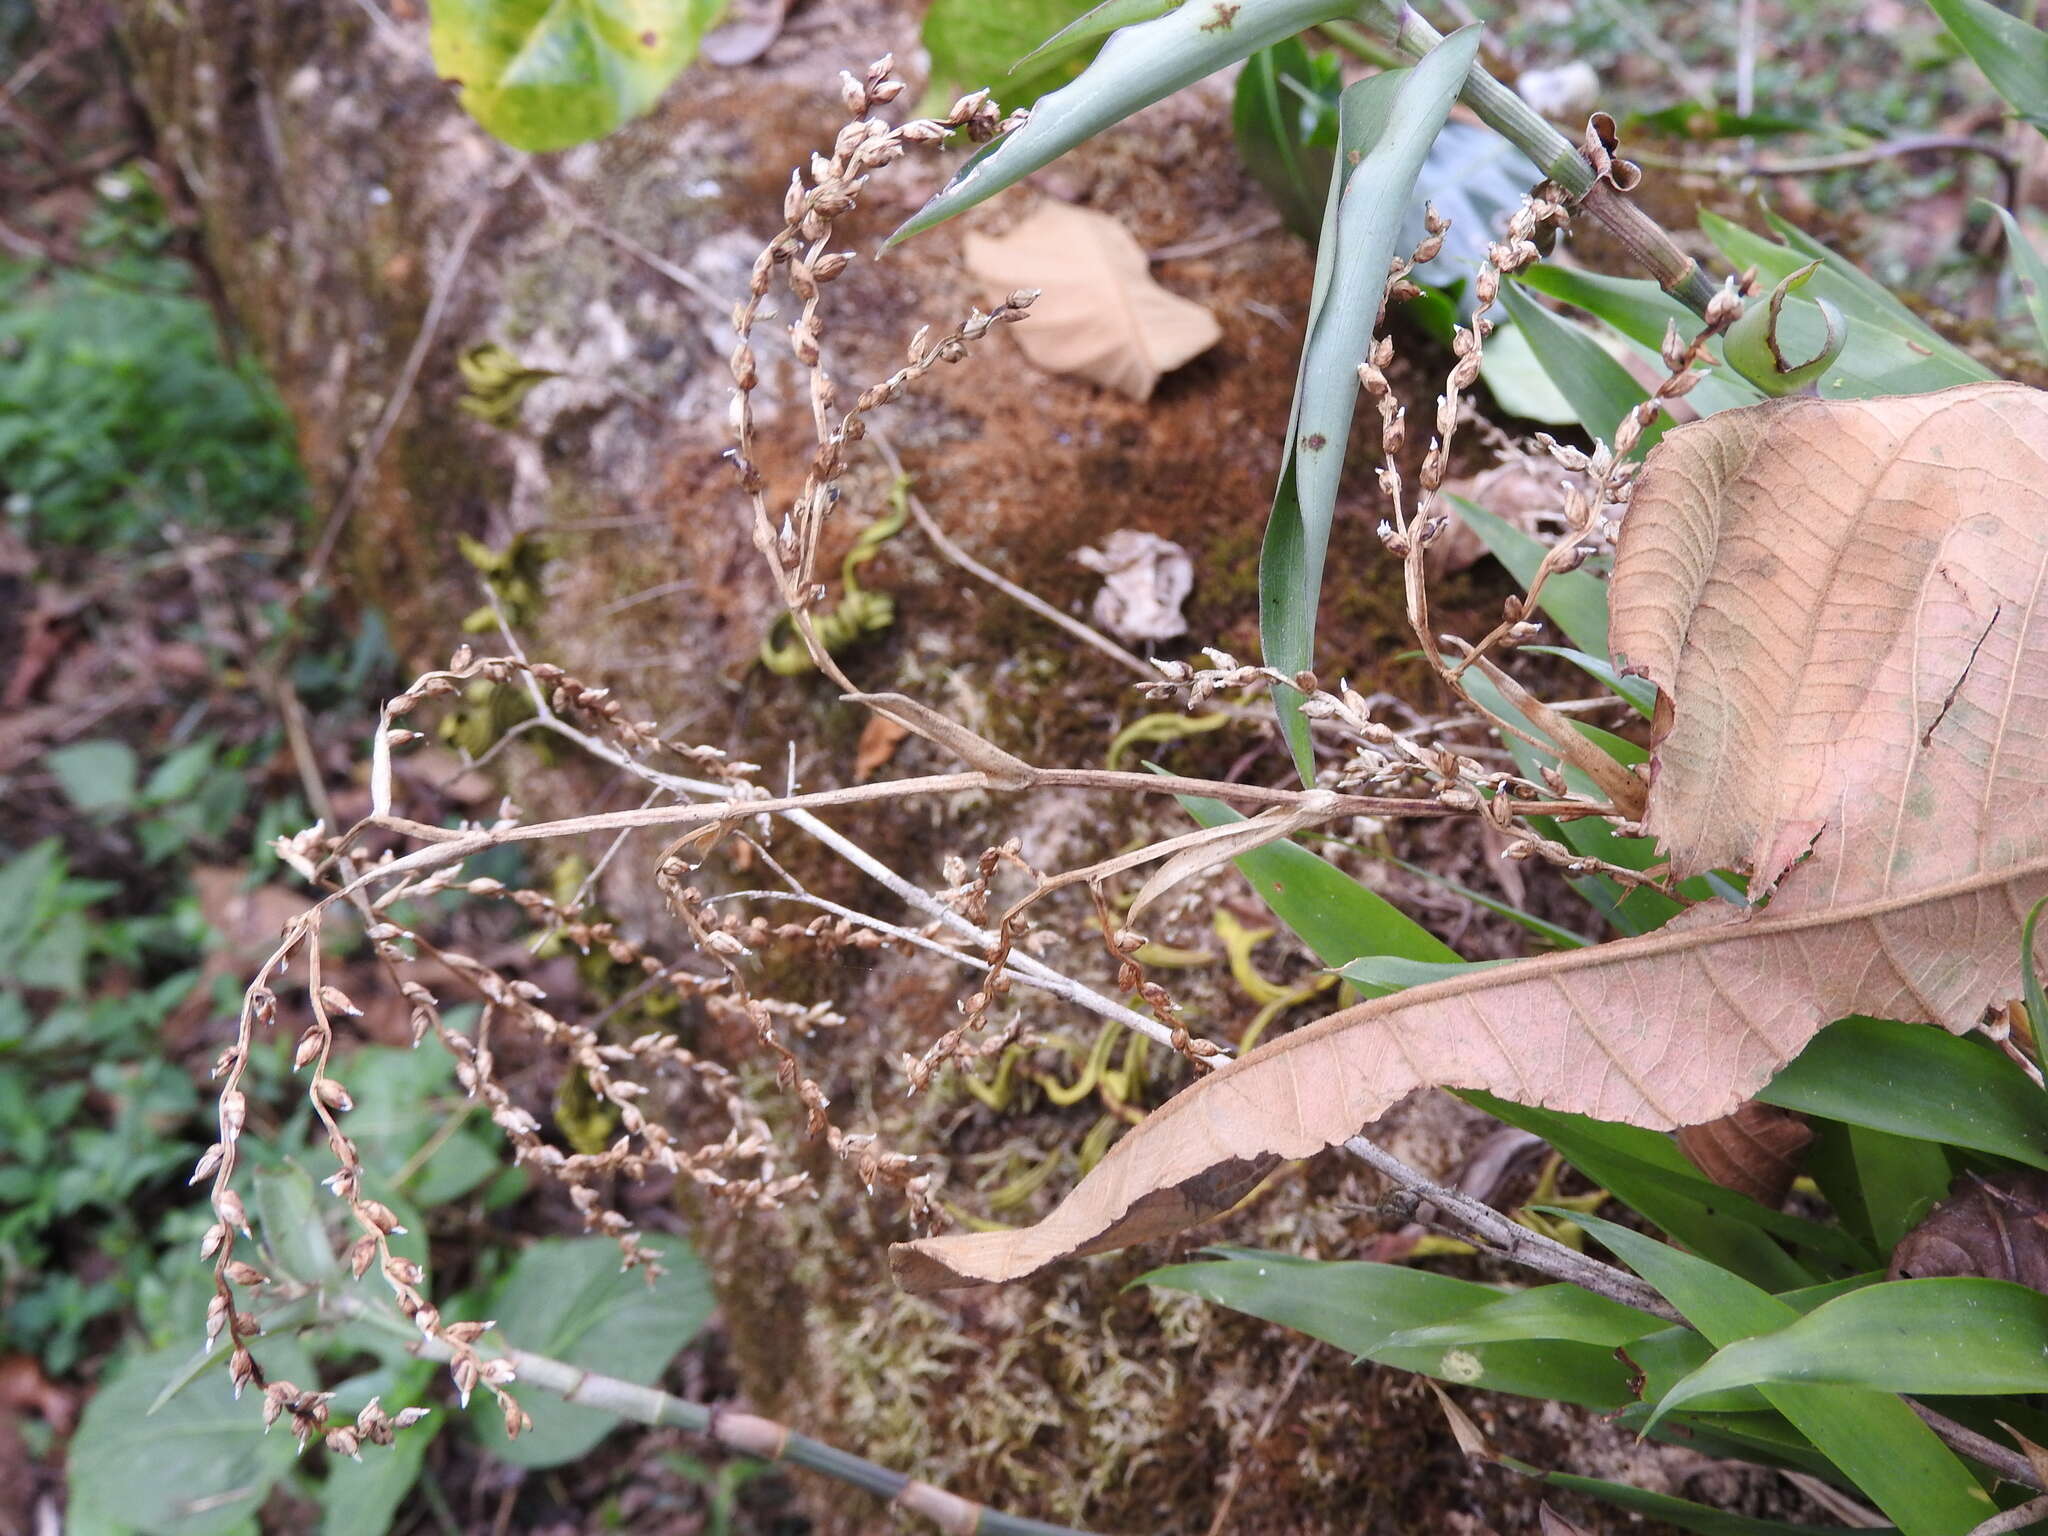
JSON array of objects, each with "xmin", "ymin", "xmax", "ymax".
[
  {"xmin": 1889, "ymin": 1170, "xmax": 2048, "ymax": 1289},
  {"xmin": 890, "ymin": 382, "xmax": 2048, "ymax": 1293},
  {"xmin": 1675, "ymin": 1101, "xmax": 1813, "ymax": 1209},
  {"xmin": 960, "ymin": 202, "xmax": 1221, "ymax": 399}
]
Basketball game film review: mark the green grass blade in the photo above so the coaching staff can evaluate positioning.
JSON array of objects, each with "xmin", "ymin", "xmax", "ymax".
[
  {"xmin": 1928, "ymin": 0, "xmax": 2048, "ymax": 132},
  {"xmin": 889, "ymin": 0, "xmax": 1366, "ymax": 245},
  {"xmin": 1520, "ymin": 645, "xmax": 1656, "ymax": 717},
  {"xmin": 1756, "ymin": 1016, "xmax": 2048, "ymax": 1171},
  {"xmin": 1258, "ymin": 27, "xmax": 1486, "ymax": 778},
  {"xmin": 1572, "ymin": 1214, "xmax": 1996, "ymax": 1534},
  {"xmin": 1653, "ymin": 1277, "xmax": 2048, "ymax": 1424}
]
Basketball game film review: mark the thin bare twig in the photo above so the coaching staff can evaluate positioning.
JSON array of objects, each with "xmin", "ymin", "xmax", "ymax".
[{"xmin": 324, "ymin": 1291, "xmax": 1098, "ymax": 1536}]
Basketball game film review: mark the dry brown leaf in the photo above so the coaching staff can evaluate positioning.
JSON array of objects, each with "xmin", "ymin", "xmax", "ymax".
[
  {"xmin": 1675, "ymin": 1101, "xmax": 1813, "ymax": 1207},
  {"xmin": 1889, "ymin": 1170, "xmax": 2048, "ymax": 1288},
  {"xmin": 891, "ymin": 382, "xmax": 2048, "ymax": 1293},
  {"xmin": 852, "ymin": 712, "xmax": 911, "ymax": 784},
  {"xmin": 961, "ymin": 203, "xmax": 1222, "ymax": 400}
]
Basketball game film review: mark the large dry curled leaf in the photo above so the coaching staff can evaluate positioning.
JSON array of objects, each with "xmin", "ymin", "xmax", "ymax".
[
  {"xmin": 892, "ymin": 382, "xmax": 2048, "ymax": 1293},
  {"xmin": 961, "ymin": 202, "xmax": 1222, "ymax": 400}
]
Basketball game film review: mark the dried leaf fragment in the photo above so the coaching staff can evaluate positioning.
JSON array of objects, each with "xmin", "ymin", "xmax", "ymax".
[
  {"xmin": 1889, "ymin": 1170, "xmax": 2048, "ymax": 1289},
  {"xmin": 961, "ymin": 202, "xmax": 1222, "ymax": 399},
  {"xmin": 1075, "ymin": 529, "xmax": 1194, "ymax": 642},
  {"xmin": 891, "ymin": 383, "xmax": 2048, "ymax": 1293}
]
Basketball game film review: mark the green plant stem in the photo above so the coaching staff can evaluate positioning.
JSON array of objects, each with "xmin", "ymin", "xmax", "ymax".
[
  {"xmin": 1353, "ymin": 0, "xmax": 1721, "ymax": 316},
  {"xmin": 324, "ymin": 1291, "xmax": 1098, "ymax": 1536}
]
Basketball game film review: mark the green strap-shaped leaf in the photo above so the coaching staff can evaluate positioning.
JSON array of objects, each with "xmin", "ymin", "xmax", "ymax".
[
  {"xmin": 1497, "ymin": 279, "xmax": 1663, "ymax": 453},
  {"xmin": 1471, "ymin": 1094, "xmax": 1857, "ymax": 1287},
  {"xmin": 889, "ymin": 0, "xmax": 1364, "ymax": 245},
  {"xmin": 1515, "ymin": 265, "xmax": 1765, "ymax": 416},
  {"xmin": 1179, "ymin": 794, "xmax": 1458, "ymax": 981},
  {"xmin": 1757, "ymin": 1015, "xmax": 2048, "ymax": 1172},
  {"xmin": 1143, "ymin": 1247, "xmax": 1652, "ymax": 1409},
  {"xmin": 1232, "ymin": 39, "xmax": 1339, "ymax": 239},
  {"xmin": 1259, "ymin": 27, "xmax": 1487, "ymax": 779},
  {"xmin": 430, "ymin": 0, "xmax": 722, "ymax": 152},
  {"xmin": 1545, "ymin": 1471, "xmax": 1895, "ymax": 1535},
  {"xmin": 1701, "ymin": 211, "xmax": 1994, "ymax": 397},
  {"xmin": 1653, "ymin": 1277, "xmax": 2048, "ymax": 1425},
  {"xmin": 1447, "ymin": 494, "xmax": 1611, "ymax": 657},
  {"xmin": 1986, "ymin": 205, "xmax": 2048, "ymax": 359},
  {"xmin": 1928, "ymin": 0, "xmax": 2048, "ymax": 133},
  {"xmin": 1572, "ymin": 1213, "xmax": 1997, "ymax": 1534}
]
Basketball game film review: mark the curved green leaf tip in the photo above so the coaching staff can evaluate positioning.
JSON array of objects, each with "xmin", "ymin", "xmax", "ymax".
[
  {"xmin": 1724, "ymin": 258, "xmax": 1847, "ymax": 396},
  {"xmin": 430, "ymin": 0, "xmax": 723, "ymax": 153},
  {"xmin": 886, "ymin": 0, "xmax": 1363, "ymax": 247}
]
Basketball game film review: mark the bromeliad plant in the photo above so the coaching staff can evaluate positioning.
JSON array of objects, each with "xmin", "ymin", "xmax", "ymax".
[{"xmin": 183, "ymin": 6, "xmax": 2048, "ymax": 1533}]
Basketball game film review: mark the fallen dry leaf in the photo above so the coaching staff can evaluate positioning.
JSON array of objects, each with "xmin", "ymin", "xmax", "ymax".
[
  {"xmin": 1075, "ymin": 529, "xmax": 1194, "ymax": 642},
  {"xmin": 892, "ymin": 382, "xmax": 2048, "ymax": 1293},
  {"xmin": 1889, "ymin": 1170, "xmax": 2048, "ymax": 1287},
  {"xmin": 853, "ymin": 712, "xmax": 911, "ymax": 783},
  {"xmin": 1675, "ymin": 1101, "xmax": 1813, "ymax": 1207},
  {"xmin": 961, "ymin": 203, "xmax": 1222, "ymax": 400}
]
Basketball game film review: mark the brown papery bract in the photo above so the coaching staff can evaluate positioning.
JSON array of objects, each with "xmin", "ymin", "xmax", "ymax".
[{"xmin": 892, "ymin": 381, "xmax": 2048, "ymax": 1293}]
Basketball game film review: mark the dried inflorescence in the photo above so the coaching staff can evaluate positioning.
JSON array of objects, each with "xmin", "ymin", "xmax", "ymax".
[{"xmin": 198, "ymin": 52, "xmax": 1742, "ymax": 1480}]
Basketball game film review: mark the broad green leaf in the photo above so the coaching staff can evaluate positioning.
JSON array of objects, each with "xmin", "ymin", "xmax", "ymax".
[
  {"xmin": 1259, "ymin": 28, "xmax": 1486, "ymax": 778},
  {"xmin": 342, "ymin": 1046, "xmax": 503, "ymax": 1205},
  {"xmin": 1928, "ymin": 0, "xmax": 2048, "ymax": 132},
  {"xmin": 1143, "ymin": 1248, "xmax": 1647, "ymax": 1407},
  {"xmin": 252, "ymin": 1164, "xmax": 339, "ymax": 1285},
  {"xmin": 1655, "ymin": 1277, "xmax": 2048, "ymax": 1423},
  {"xmin": 1756, "ymin": 1016, "xmax": 2048, "ymax": 1172},
  {"xmin": 1497, "ymin": 280, "xmax": 1662, "ymax": 454},
  {"xmin": 1362, "ymin": 845, "xmax": 1591, "ymax": 949},
  {"xmin": 69, "ymin": 1335, "xmax": 315, "ymax": 1536},
  {"xmin": 1699, "ymin": 212, "xmax": 1994, "ymax": 396},
  {"xmin": 1478, "ymin": 320, "xmax": 1580, "ymax": 423},
  {"xmin": 48, "ymin": 739, "xmax": 139, "ymax": 814},
  {"xmin": 1447, "ymin": 495, "xmax": 1611, "ymax": 657},
  {"xmin": 889, "ymin": 0, "xmax": 1369, "ymax": 244},
  {"xmin": 473, "ymin": 1233, "xmax": 712, "ymax": 1467},
  {"xmin": 429, "ymin": 0, "xmax": 721, "ymax": 153},
  {"xmin": 1573, "ymin": 1213, "xmax": 1996, "ymax": 1534},
  {"xmin": 1470, "ymin": 1094, "xmax": 1859, "ymax": 1286},
  {"xmin": 1180, "ymin": 795, "xmax": 1459, "ymax": 981},
  {"xmin": 318, "ymin": 1365, "xmax": 439, "ymax": 1536},
  {"xmin": 924, "ymin": 0, "xmax": 1102, "ymax": 112},
  {"xmin": 1987, "ymin": 205, "xmax": 2048, "ymax": 358},
  {"xmin": 1546, "ymin": 1470, "xmax": 1892, "ymax": 1535}
]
